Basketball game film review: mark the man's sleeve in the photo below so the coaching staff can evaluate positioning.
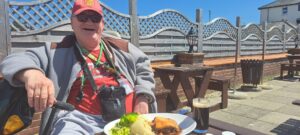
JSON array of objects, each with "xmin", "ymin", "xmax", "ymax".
[
  {"xmin": 128, "ymin": 43, "xmax": 156, "ymax": 103},
  {"xmin": 0, "ymin": 45, "xmax": 50, "ymax": 87}
]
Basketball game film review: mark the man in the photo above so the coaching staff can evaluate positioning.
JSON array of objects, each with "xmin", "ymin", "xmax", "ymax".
[{"xmin": 0, "ymin": 0, "xmax": 156, "ymax": 134}]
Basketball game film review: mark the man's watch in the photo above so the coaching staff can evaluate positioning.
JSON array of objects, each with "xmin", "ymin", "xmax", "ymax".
[{"xmin": 137, "ymin": 93, "xmax": 153, "ymax": 103}]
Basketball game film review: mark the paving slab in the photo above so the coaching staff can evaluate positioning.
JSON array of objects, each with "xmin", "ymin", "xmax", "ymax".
[
  {"xmin": 235, "ymin": 90, "xmax": 270, "ymax": 98},
  {"xmin": 243, "ymin": 108, "xmax": 270, "ymax": 120},
  {"xmin": 276, "ymin": 104, "xmax": 300, "ymax": 117},
  {"xmin": 247, "ymin": 121, "xmax": 278, "ymax": 135},
  {"xmin": 283, "ymin": 86, "xmax": 300, "ymax": 93},
  {"xmin": 256, "ymin": 94, "xmax": 298, "ymax": 105},
  {"xmin": 264, "ymin": 80, "xmax": 292, "ymax": 86},
  {"xmin": 258, "ymin": 112, "xmax": 300, "ymax": 124},
  {"xmin": 268, "ymin": 90, "xmax": 300, "ymax": 99},
  {"xmin": 258, "ymin": 84, "xmax": 277, "ymax": 89},
  {"xmin": 220, "ymin": 102, "xmax": 242, "ymax": 112},
  {"xmin": 222, "ymin": 105, "xmax": 269, "ymax": 119},
  {"xmin": 230, "ymin": 98, "xmax": 285, "ymax": 111},
  {"xmin": 278, "ymin": 78, "xmax": 300, "ymax": 83},
  {"xmin": 269, "ymin": 118, "xmax": 300, "ymax": 135},
  {"xmin": 210, "ymin": 111, "xmax": 256, "ymax": 126},
  {"xmin": 211, "ymin": 79, "xmax": 300, "ymax": 134}
]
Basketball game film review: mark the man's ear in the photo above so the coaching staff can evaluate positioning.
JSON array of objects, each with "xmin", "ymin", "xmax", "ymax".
[{"xmin": 100, "ymin": 20, "xmax": 105, "ymax": 32}]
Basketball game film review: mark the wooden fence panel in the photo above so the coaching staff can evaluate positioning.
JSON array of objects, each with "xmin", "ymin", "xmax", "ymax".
[{"xmin": 0, "ymin": 0, "xmax": 298, "ymax": 62}]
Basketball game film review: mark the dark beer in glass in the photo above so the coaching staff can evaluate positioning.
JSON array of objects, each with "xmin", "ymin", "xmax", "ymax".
[{"xmin": 193, "ymin": 98, "xmax": 209, "ymax": 131}]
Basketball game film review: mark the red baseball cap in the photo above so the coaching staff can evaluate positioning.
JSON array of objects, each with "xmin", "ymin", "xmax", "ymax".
[{"xmin": 72, "ymin": 0, "xmax": 103, "ymax": 16}]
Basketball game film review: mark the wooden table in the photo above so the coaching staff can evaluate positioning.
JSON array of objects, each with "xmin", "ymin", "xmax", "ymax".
[
  {"xmin": 185, "ymin": 113, "xmax": 266, "ymax": 135},
  {"xmin": 153, "ymin": 65, "xmax": 213, "ymax": 110},
  {"xmin": 187, "ymin": 118, "xmax": 266, "ymax": 135},
  {"xmin": 287, "ymin": 55, "xmax": 300, "ymax": 77},
  {"xmin": 287, "ymin": 55, "xmax": 300, "ymax": 63},
  {"xmin": 207, "ymin": 118, "xmax": 266, "ymax": 135}
]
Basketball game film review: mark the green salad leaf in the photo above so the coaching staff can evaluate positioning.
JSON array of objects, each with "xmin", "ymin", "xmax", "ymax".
[
  {"xmin": 110, "ymin": 126, "xmax": 130, "ymax": 135},
  {"xmin": 118, "ymin": 113, "xmax": 138, "ymax": 127},
  {"xmin": 110, "ymin": 113, "xmax": 139, "ymax": 135}
]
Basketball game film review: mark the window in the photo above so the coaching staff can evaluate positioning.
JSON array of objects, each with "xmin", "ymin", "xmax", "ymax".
[
  {"xmin": 298, "ymin": 3, "xmax": 300, "ymax": 11},
  {"xmin": 297, "ymin": 18, "xmax": 300, "ymax": 24},
  {"xmin": 282, "ymin": 7, "xmax": 288, "ymax": 14}
]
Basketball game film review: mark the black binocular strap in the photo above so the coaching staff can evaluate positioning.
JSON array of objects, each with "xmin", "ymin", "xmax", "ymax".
[{"xmin": 74, "ymin": 45, "xmax": 98, "ymax": 92}]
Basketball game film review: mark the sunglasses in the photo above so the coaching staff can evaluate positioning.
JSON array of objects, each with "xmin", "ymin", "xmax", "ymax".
[{"xmin": 75, "ymin": 13, "xmax": 102, "ymax": 23}]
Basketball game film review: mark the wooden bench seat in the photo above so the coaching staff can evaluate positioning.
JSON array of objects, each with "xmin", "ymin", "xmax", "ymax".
[
  {"xmin": 194, "ymin": 75, "xmax": 229, "ymax": 112},
  {"xmin": 280, "ymin": 63, "xmax": 300, "ymax": 79}
]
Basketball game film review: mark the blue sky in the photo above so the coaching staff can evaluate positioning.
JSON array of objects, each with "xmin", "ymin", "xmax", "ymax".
[{"xmin": 101, "ymin": 0, "xmax": 274, "ymax": 25}]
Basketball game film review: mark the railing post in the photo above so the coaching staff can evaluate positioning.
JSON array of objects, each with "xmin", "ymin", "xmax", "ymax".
[
  {"xmin": 262, "ymin": 21, "xmax": 267, "ymax": 61},
  {"xmin": 282, "ymin": 23, "xmax": 286, "ymax": 51},
  {"xmin": 129, "ymin": 0, "xmax": 139, "ymax": 47},
  {"xmin": 236, "ymin": 16, "xmax": 241, "ymax": 57},
  {"xmin": 0, "ymin": 0, "xmax": 11, "ymax": 61},
  {"xmin": 233, "ymin": 16, "xmax": 241, "ymax": 91},
  {"xmin": 297, "ymin": 24, "xmax": 300, "ymax": 48},
  {"xmin": 261, "ymin": 21, "xmax": 267, "ymax": 84},
  {"xmin": 196, "ymin": 9, "xmax": 203, "ymax": 52}
]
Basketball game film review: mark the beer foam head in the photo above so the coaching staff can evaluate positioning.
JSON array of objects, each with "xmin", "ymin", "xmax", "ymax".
[{"xmin": 193, "ymin": 98, "xmax": 209, "ymax": 108}]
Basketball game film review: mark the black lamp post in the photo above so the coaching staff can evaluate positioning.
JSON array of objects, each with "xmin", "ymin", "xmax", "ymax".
[{"xmin": 186, "ymin": 27, "xmax": 198, "ymax": 53}]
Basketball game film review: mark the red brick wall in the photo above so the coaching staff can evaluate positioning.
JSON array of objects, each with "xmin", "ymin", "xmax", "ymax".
[
  {"xmin": 17, "ymin": 112, "xmax": 41, "ymax": 135},
  {"xmin": 211, "ymin": 58, "xmax": 288, "ymax": 86}
]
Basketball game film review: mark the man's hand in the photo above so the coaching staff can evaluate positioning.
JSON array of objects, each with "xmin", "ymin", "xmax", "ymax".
[
  {"xmin": 15, "ymin": 69, "xmax": 56, "ymax": 112},
  {"xmin": 133, "ymin": 96, "xmax": 149, "ymax": 114}
]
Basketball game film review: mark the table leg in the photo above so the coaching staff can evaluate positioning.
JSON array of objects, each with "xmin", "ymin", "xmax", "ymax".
[
  {"xmin": 158, "ymin": 72, "xmax": 172, "ymax": 89},
  {"xmin": 168, "ymin": 75, "xmax": 181, "ymax": 109},
  {"xmin": 158, "ymin": 72, "xmax": 182, "ymax": 109},
  {"xmin": 195, "ymin": 70, "xmax": 213, "ymax": 98},
  {"xmin": 180, "ymin": 74, "xmax": 195, "ymax": 106},
  {"xmin": 288, "ymin": 59, "xmax": 294, "ymax": 77}
]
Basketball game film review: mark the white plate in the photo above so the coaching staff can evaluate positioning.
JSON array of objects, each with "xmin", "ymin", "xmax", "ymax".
[{"xmin": 104, "ymin": 113, "xmax": 196, "ymax": 135}]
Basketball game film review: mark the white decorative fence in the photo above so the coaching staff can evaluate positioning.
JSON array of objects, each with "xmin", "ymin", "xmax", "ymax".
[{"xmin": 0, "ymin": 0, "xmax": 299, "ymax": 61}]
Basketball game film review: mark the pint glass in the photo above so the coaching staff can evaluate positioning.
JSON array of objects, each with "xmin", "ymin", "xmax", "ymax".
[{"xmin": 193, "ymin": 98, "xmax": 210, "ymax": 133}]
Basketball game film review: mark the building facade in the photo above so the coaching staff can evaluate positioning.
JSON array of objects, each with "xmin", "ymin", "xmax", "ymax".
[{"xmin": 259, "ymin": 0, "xmax": 300, "ymax": 25}]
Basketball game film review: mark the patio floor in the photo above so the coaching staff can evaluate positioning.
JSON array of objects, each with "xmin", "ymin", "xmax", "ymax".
[{"xmin": 208, "ymin": 77, "xmax": 300, "ymax": 135}]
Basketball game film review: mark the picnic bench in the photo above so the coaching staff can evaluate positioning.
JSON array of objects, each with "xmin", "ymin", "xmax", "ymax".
[
  {"xmin": 153, "ymin": 65, "xmax": 213, "ymax": 111},
  {"xmin": 281, "ymin": 50, "xmax": 300, "ymax": 78},
  {"xmin": 280, "ymin": 63, "xmax": 300, "ymax": 79}
]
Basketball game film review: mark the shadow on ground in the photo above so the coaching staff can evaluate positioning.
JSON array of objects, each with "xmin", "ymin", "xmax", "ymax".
[
  {"xmin": 270, "ymin": 118, "xmax": 300, "ymax": 135},
  {"xmin": 273, "ymin": 76, "xmax": 300, "ymax": 82}
]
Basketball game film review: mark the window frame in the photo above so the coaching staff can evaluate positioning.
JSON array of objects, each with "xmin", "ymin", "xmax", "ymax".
[
  {"xmin": 282, "ymin": 7, "xmax": 288, "ymax": 14},
  {"xmin": 297, "ymin": 18, "xmax": 300, "ymax": 24}
]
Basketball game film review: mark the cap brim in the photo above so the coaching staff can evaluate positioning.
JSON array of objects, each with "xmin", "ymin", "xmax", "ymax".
[{"xmin": 73, "ymin": 8, "xmax": 103, "ymax": 16}]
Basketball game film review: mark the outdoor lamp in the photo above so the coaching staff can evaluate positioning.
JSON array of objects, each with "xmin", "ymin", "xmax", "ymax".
[{"xmin": 186, "ymin": 27, "xmax": 198, "ymax": 53}]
